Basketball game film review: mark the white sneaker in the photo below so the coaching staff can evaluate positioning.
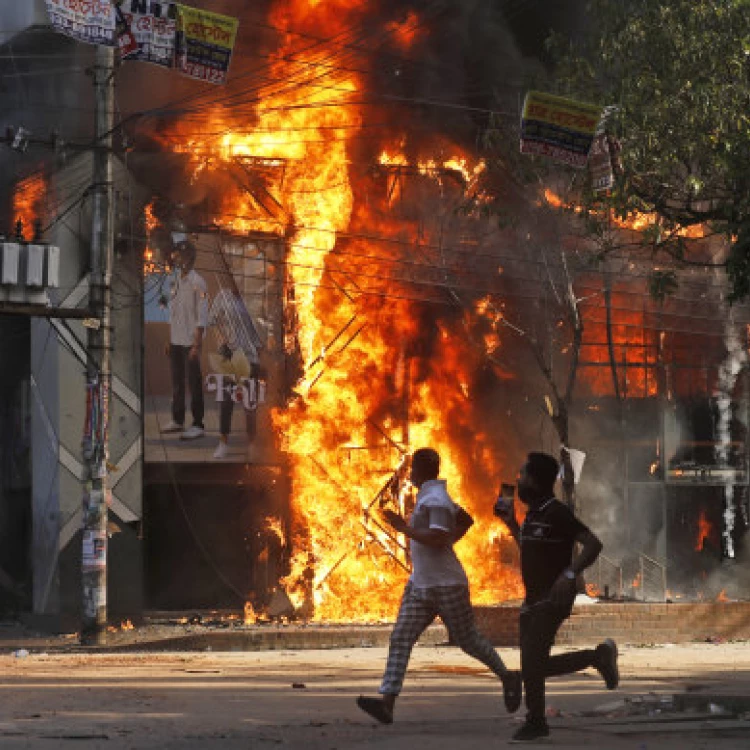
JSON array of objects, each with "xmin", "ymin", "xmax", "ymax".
[
  {"xmin": 180, "ymin": 425, "xmax": 205, "ymax": 440},
  {"xmin": 213, "ymin": 441, "xmax": 229, "ymax": 459},
  {"xmin": 160, "ymin": 420, "xmax": 184, "ymax": 433}
]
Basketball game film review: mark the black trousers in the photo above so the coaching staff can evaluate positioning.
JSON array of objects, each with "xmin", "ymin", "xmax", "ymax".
[
  {"xmin": 218, "ymin": 377, "xmax": 258, "ymax": 439},
  {"xmin": 520, "ymin": 600, "xmax": 596, "ymax": 722},
  {"xmin": 170, "ymin": 344, "xmax": 204, "ymax": 428}
]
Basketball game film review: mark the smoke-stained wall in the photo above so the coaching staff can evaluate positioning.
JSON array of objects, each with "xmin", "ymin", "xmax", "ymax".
[
  {"xmin": 0, "ymin": 17, "xmax": 145, "ymax": 623},
  {"xmin": 28, "ymin": 152, "xmax": 145, "ymax": 624}
]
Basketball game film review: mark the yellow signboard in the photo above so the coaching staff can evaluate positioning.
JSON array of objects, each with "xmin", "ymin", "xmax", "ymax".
[
  {"xmin": 175, "ymin": 4, "xmax": 239, "ymax": 84},
  {"xmin": 521, "ymin": 91, "xmax": 603, "ymax": 168}
]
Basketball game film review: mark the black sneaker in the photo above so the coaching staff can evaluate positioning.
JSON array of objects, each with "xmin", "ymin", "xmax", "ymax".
[
  {"xmin": 502, "ymin": 670, "xmax": 522, "ymax": 713},
  {"xmin": 356, "ymin": 695, "xmax": 393, "ymax": 724},
  {"xmin": 595, "ymin": 638, "xmax": 619, "ymax": 690},
  {"xmin": 510, "ymin": 720, "xmax": 550, "ymax": 743}
]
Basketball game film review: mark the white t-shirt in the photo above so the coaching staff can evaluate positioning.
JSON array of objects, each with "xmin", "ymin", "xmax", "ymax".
[
  {"xmin": 169, "ymin": 269, "xmax": 209, "ymax": 346},
  {"xmin": 409, "ymin": 479, "xmax": 468, "ymax": 589}
]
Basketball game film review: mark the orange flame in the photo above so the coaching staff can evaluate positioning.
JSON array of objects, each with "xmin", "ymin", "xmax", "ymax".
[
  {"xmin": 264, "ymin": 516, "xmax": 287, "ymax": 548},
  {"xmin": 244, "ymin": 601, "xmax": 258, "ymax": 624},
  {"xmin": 12, "ymin": 174, "xmax": 46, "ymax": 235},
  {"xmin": 581, "ymin": 304, "xmax": 658, "ymax": 399},
  {"xmin": 144, "ymin": 201, "xmax": 158, "ymax": 233},
  {"xmin": 695, "ymin": 509, "xmax": 713, "ymax": 552},
  {"xmin": 544, "ymin": 187, "xmax": 707, "ymax": 238},
  {"xmin": 164, "ymin": 0, "xmax": 523, "ymax": 621},
  {"xmin": 143, "ymin": 202, "xmax": 161, "ymax": 275},
  {"xmin": 386, "ymin": 10, "xmax": 423, "ymax": 49},
  {"xmin": 716, "ymin": 589, "xmax": 729, "ymax": 603}
]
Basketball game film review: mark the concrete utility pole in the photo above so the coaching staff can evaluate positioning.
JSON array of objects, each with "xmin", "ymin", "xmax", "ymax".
[{"xmin": 81, "ymin": 44, "xmax": 115, "ymax": 645}]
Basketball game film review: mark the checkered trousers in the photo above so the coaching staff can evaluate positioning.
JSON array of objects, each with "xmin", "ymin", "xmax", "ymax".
[{"xmin": 379, "ymin": 582, "xmax": 508, "ymax": 695}]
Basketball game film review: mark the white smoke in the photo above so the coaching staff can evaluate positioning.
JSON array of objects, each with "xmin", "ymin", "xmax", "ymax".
[{"xmin": 714, "ymin": 317, "xmax": 747, "ymax": 559}]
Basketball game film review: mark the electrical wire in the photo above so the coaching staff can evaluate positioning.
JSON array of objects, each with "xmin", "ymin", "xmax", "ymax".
[
  {"xmin": 3, "ymin": 4, "xmax": 469, "ymax": 198},
  {"xmin": 140, "ymin": 1, "xmax": 448, "ymax": 118},
  {"xmin": 114, "ymin": 213, "xmax": 742, "ymax": 313},
  {"xmin": 122, "ymin": 216, "xmax": 738, "ymax": 305},
  {"xmin": 131, "ymin": 258, "xmax": 747, "ymax": 338},
  {"xmin": 7, "ymin": 6, "xmax": 744, "ymax": 331}
]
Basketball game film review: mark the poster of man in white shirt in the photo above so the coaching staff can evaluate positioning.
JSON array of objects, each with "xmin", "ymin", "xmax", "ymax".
[
  {"xmin": 160, "ymin": 240, "xmax": 208, "ymax": 441},
  {"xmin": 143, "ymin": 232, "xmax": 283, "ymax": 464}
]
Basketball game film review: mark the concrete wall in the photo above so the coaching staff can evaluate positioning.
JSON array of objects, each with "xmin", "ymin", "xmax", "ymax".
[
  {"xmin": 0, "ymin": 0, "xmax": 48, "ymax": 46},
  {"xmin": 29, "ymin": 153, "xmax": 145, "ymax": 624},
  {"xmin": 0, "ymin": 20, "xmax": 144, "ymax": 628}
]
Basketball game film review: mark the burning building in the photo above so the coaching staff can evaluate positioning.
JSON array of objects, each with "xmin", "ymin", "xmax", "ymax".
[{"xmin": 0, "ymin": 0, "xmax": 748, "ymax": 628}]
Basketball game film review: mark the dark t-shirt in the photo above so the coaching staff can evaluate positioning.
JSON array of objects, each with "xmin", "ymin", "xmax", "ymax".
[{"xmin": 520, "ymin": 497, "xmax": 589, "ymax": 605}]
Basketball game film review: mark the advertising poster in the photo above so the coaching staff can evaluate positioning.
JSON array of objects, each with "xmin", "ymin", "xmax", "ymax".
[
  {"xmin": 82, "ymin": 529, "xmax": 107, "ymax": 570},
  {"xmin": 143, "ymin": 234, "xmax": 285, "ymax": 464},
  {"xmin": 175, "ymin": 4, "xmax": 239, "ymax": 84},
  {"xmin": 520, "ymin": 91, "xmax": 603, "ymax": 168},
  {"xmin": 116, "ymin": 1, "xmax": 177, "ymax": 66},
  {"xmin": 45, "ymin": 0, "xmax": 117, "ymax": 47}
]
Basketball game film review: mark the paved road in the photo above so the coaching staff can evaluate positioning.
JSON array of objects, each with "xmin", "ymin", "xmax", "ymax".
[{"xmin": 0, "ymin": 642, "xmax": 749, "ymax": 748}]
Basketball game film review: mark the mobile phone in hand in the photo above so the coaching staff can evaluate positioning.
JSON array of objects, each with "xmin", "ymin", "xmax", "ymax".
[
  {"xmin": 499, "ymin": 482, "xmax": 515, "ymax": 501},
  {"xmin": 494, "ymin": 482, "xmax": 515, "ymax": 519}
]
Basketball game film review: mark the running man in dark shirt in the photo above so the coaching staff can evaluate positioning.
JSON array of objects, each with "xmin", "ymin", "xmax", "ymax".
[{"xmin": 494, "ymin": 452, "xmax": 619, "ymax": 744}]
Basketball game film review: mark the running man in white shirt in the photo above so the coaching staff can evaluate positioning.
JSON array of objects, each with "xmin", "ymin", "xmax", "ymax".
[
  {"xmin": 161, "ymin": 241, "xmax": 209, "ymax": 441},
  {"xmin": 356, "ymin": 447, "xmax": 522, "ymax": 724}
]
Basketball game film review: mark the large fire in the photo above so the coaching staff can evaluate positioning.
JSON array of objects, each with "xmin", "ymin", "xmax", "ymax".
[
  {"xmin": 12, "ymin": 173, "xmax": 46, "ymax": 236},
  {"xmin": 580, "ymin": 303, "xmax": 659, "ymax": 399},
  {"xmin": 158, "ymin": 0, "xmax": 526, "ymax": 621},
  {"xmin": 542, "ymin": 187, "xmax": 716, "ymax": 401}
]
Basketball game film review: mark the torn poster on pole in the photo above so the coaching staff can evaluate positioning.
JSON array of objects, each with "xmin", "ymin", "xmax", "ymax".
[
  {"xmin": 117, "ymin": 1, "xmax": 177, "ymax": 67},
  {"xmin": 588, "ymin": 106, "xmax": 620, "ymax": 193},
  {"xmin": 588, "ymin": 133, "xmax": 615, "ymax": 192},
  {"xmin": 520, "ymin": 91, "xmax": 604, "ymax": 168},
  {"xmin": 45, "ymin": 0, "xmax": 117, "ymax": 47},
  {"xmin": 175, "ymin": 4, "xmax": 239, "ymax": 84}
]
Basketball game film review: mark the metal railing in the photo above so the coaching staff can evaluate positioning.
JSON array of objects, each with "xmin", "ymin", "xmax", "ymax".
[
  {"xmin": 590, "ymin": 553, "xmax": 623, "ymax": 599},
  {"xmin": 637, "ymin": 552, "xmax": 667, "ymax": 602}
]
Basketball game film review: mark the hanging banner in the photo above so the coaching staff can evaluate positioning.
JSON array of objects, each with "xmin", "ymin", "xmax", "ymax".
[
  {"xmin": 117, "ymin": 1, "xmax": 177, "ymax": 67},
  {"xmin": 175, "ymin": 4, "xmax": 239, "ymax": 84},
  {"xmin": 520, "ymin": 91, "xmax": 604, "ymax": 168},
  {"xmin": 588, "ymin": 106, "xmax": 620, "ymax": 193},
  {"xmin": 45, "ymin": 0, "xmax": 117, "ymax": 47},
  {"xmin": 115, "ymin": 7, "xmax": 139, "ymax": 59}
]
